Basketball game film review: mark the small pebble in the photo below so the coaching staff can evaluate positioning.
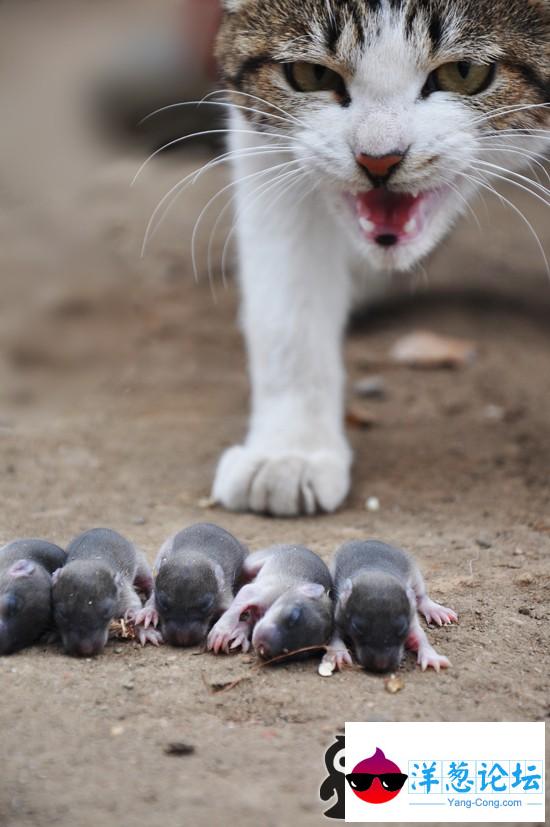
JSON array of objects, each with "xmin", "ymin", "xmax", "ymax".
[
  {"xmin": 318, "ymin": 660, "xmax": 336, "ymax": 678},
  {"xmin": 385, "ymin": 674, "xmax": 405, "ymax": 694},
  {"xmin": 111, "ymin": 725, "xmax": 124, "ymax": 737},
  {"xmin": 353, "ymin": 376, "xmax": 386, "ymax": 399},
  {"xmin": 366, "ymin": 497, "xmax": 380, "ymax": 512},
  {"xmin": 131, "ymin": 516, "xmax": 147, "ymax": 526},
  {"xmin": 483, "ymin": 404, "xmax": 505, "ymax": 422},
  {"xmin": 475, "ymin": 536, "xmax": 492, "ymax": 549},
  {"xmin": 516, "ymin": 573, "xmax": 534, "ymax": 586}
]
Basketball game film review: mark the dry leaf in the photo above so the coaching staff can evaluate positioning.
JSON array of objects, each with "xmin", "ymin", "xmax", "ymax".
[
  {"xmin": 345, "ymin": 407, "xmax": 378, "ymax": 430},
  {"xmin": 390, "ymin": 331, "xmax": 477, "ymax": 369},
  {"xmin": 202, "ymin": 672, "xmax": 249, "ymax": 694},
  {"xmin": 198, "ymin": 496, "xmax": 217, "ymax": 509},
  {"xmin": 109, "ymin": 618, "xmax": 136, "ymax": 640}
]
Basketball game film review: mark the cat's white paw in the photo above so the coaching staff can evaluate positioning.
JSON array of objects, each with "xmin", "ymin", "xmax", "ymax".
[{"xmin": 213, "ymin": 444, "xmax": 350, "ymax": 516}]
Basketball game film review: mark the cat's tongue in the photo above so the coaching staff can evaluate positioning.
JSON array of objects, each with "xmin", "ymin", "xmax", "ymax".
[{"xmin": 354, "ymin": 189, "xmax": 424, "ymax": 246}]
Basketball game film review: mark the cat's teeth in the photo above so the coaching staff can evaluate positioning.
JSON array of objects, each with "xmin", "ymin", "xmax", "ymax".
[
  {"xmin": 359, "ymin": 217, "xmax": 375, "ymax": 233},
  {"xmin": 404, "ymin": 218, "xmax": 418, "ymax": 234}
]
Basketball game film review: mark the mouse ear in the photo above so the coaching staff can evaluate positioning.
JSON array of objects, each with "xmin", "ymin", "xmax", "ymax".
[
  {"xmin": 213, "ymin": 563, "xmax": 225, "ymax": 593},
  {"xmin": 8, "ymin": 559, "xmax": 36, "ymax": 579},
  {"xmin": 298, "ymin": 583, "xmax": 326, "ymax": 600},
  {"xmin": 337, "ymin": 578, "xmax": 353, "ymax": 608}
]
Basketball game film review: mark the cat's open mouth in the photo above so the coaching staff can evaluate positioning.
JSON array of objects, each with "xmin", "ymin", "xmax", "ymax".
[{"xmin": 349, "ymin": 188, "xmax": 444, "ymax": 249}]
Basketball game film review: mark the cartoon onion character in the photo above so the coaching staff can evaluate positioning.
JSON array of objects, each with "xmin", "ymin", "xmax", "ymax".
[{"xmin": 346, "ymin": 747, "xmax": 408, "ymax": 804}]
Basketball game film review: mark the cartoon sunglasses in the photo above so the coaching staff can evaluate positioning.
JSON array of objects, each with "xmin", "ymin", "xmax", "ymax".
[{"xmin": 346, "ymin": 772, "xmax": 409, "ymax": 792}]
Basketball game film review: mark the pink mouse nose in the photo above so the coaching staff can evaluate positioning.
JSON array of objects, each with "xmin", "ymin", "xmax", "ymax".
[{"xmin": 356, "ymin": 152, "xmax": 405, "ymax": 184}]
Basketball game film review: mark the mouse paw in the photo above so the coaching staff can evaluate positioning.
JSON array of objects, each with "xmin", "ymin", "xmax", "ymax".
[
  {"xmin": 229, "ymin": 623, "xmax": 251, "ymax": 653},
  {"xmin": 134, "ymin": 605, "xmax": 159, "ymax": 630},
  {"xmin": 419, "ymin": 597, "xmax": 458, "ymax": 627},
  {"xmin": 417, "ymin": 645, "xmax": 451, "ymax": 672},
  {"xmin": 207, "ymin": 620, "xmax": 249, "ymax": 654},
  {"xmin": 320, "ymin": 646, "xmax": 353, "ymax": 675},
  {"xmin": 136, "ymin": 625, "xmax": 163, "ymax": 647}
]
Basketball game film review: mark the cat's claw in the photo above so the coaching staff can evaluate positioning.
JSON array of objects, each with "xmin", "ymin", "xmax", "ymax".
[{"xmin": 213, "ymin": 444, "xmax": 350, "ymax": 517}]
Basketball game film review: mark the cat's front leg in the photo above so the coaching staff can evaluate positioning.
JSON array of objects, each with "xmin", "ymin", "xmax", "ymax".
[{"xmin": 213, "ymin": 139, "xmax": 352, "ymax": 516}]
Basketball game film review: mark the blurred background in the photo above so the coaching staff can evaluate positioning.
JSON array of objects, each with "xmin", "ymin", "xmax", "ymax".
[
  {"xmin": 1, "ymin": 3, "xmax": 549, "ymax": 827},
  {"xmin": 1, "ymin": 0, "xmax": 548, "ymax": 449}
]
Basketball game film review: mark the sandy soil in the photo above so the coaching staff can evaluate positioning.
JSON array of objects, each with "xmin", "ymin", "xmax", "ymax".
[{"xmin": 0, "ymin": 3, "xmax": 549, "ymax": 826}]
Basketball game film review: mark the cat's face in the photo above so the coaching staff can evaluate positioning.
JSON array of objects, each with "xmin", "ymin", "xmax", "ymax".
[{"xmin": 218, "ymin": 0, "xmax": 549, "ymax": 271}]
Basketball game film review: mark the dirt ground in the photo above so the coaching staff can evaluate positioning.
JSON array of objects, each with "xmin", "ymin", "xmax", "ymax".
[{"xmin": 0, "ymin": 3, "xmax": 549, "ymax": 826}]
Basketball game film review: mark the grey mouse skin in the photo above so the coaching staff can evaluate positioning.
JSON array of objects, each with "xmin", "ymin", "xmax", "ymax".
[
  {"xmin": 322, "ymin": 540, "xmax": 458, "ymax": 674},
  {"xmin": 135, "ymin": 523, "xmax": 247, "ymax": 647},
  {"xmin": 207, "ymin": 544, "xmax": 333, "ymax": 661},
  {"xmin": 0, "ymin": 539, "xmax": 66, "ymax": 655},
  {"xmin": 52, "ymin": 528, "xmax": 153, "ymax": 657}
]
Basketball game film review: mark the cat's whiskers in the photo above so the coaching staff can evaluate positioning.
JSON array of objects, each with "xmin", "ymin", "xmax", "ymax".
[
  {"xmin": 132, "ymin": 127, "xmax": 295, "ymax": 186},
  {"xmin": 203, "ymin": 88, "xmax": 308, "ymax": 130},
  {"xmin": 477, "ymin": 128, "xmax": 550, "ymax": 140},
  {"xmin": 477, "ymin": 135, "xmax": 550, "ymax": 155},
  {"xmin": 470, "ymin": 161, "xmax": 550, "ymax": 208},
  {"xmin": 409, "ymin": 260, "xmax": 431, "ymax": 292},
  {"xmin": 207, "ymin": 159, "xmax": 309, "ymax": 288},
  {"xmin": 140, "ymin": 98, "xmax": 300, "ymax": 132},
  {"xmin": 142, "ymin": 145, "xmax": 300, "ymax": 254},
  {"xmin": 219, "ymin": 163, "xmax": 314, "ymax": 286},
  {"xmin": 446, "ymin": 180, "xmax": 483, "ymax": 231},
  {"xmin": 191, "ymin": 158, "xmax": 310, "ymax": 286},
  {"xmin": 457, "ymin": 170, "xmax": 550, "ymax": 280},
  {"xmin": 204, "ymin": 163, "xmax": 307, "ymax": 297},
  {"xmin": 203, "ymin": 93, "xmax": 342, "ymax": 164},
  {"xmin": 473, "ymin": 145, "xmax": 550, "ymax": 183},
  {"xmin": 471, "ymin": 101, "xmax": 550, "ymax": 128}
]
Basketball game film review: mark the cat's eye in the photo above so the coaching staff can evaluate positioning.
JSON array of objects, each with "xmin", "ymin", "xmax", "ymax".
[
  {"xmin": 284, "ymin": 62, "xmax": 347, "ymax": 97},
  {"xmin": 425, "ymin": 61, "xmax": 496, "ymax": 97}
]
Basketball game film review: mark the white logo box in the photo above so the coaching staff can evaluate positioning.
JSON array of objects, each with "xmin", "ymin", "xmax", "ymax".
[{"xmin": 345, "ymin": 721, "xmax": 545, "ymax": 823}]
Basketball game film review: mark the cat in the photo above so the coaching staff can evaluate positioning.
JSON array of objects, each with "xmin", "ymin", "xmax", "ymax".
[{"xmin": 210, "ymin": 0, "xmax": 549, "ymax": 516}]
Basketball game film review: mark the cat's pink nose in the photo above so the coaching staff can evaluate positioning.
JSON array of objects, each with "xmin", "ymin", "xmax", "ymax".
[{"xmin": 356, "ymin": 152, "xmax": 405, "ymax": 184}]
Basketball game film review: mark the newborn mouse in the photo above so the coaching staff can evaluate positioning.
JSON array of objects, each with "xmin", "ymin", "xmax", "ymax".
[
  {"xmin": 52, "ymin": 528, "xmax": 154, "ymax": 657},
  {"xmin": 134, "ymin": 523, "xmax": 247, "ymax": 647},
  {"xmin": 207, "ymin": 544, "xmax": 333, "ymax": 660},
  {"xmin": 0, "ymin": 538, "xmax": 66, "ymax": 655},
  {"xmin": 322, "ymin": 540, "xmax": 458, "ymax": 674}
]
